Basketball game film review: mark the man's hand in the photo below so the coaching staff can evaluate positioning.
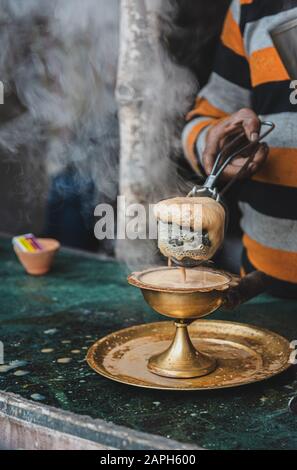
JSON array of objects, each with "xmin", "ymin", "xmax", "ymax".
[
  {"xmin": 224, "ymin": 271, "xmax": 270, "ymax": 310},
  {"xmin": 202, "ymin": 108, "xmax": 269, "ymax": 181}
]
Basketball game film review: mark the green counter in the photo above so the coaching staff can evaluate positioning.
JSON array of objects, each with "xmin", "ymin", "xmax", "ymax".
[{"xmin": 0, "ymin": 238, "xmax": 296, "ymax": 449}]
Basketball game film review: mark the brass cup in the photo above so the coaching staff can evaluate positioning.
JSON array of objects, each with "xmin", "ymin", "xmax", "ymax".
[{"xmin": 128, "ymin": 267, "xmax": 233, "ymax": 379}]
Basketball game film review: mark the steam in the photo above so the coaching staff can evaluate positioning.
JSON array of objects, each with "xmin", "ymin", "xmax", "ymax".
[
  {"xmin": 137, "ymin": 0, "xmax": 199, "ymax": 200},
  {"xmin": 116, "ymin": 0, "xmax": 198, "ymax": 269},
  {"xmin": 0, "ymin": 0, "xmax": 200, "ymax": 265},
  {"xmin": 0, "ymin": 0, "xmax": 120, "ymax": 212}
]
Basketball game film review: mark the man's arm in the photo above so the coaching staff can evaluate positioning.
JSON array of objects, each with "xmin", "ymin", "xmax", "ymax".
[
  {"xmin": 224, "ymin": 271, "xmax": 270, "ymax": 310},
  {"xmin": 182, "ymin": 0, "xmax": 268, "ymax": 178}
]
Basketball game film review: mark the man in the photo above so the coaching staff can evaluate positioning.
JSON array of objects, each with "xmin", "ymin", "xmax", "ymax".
[{"xmin": 182, "ymin": 0, "xmax": 297, "ymax": 304}]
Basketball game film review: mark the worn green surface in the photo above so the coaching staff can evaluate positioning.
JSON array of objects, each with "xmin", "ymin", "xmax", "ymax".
[{"xmin": 0, "ymin": 238, "xmax": 297, "ymax": 450}]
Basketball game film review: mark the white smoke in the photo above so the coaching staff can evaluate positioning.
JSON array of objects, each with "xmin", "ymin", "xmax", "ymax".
[
  {"xmin": 115, "ymin": 0, "xmax": 198, "ymax": 268},
  {"xmin": 129, "ymin": 0, "xmax": 198, "ymax": 201},
  {"xmin": 0, "ymin": 0, "xmax": 200, "ymax": 260},
  {"xmin": 0, "ymin": 0, "xmax": 120, "ymax": 208}
]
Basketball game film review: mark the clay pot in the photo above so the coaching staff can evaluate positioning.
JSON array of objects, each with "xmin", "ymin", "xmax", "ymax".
[{"xmin": 14, "ymin": 238, "xmax": 60, "ymax": 276}]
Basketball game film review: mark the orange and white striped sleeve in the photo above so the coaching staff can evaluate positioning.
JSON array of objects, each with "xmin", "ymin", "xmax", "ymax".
[{"xmin": 182, "ymin": 0, "xmax": 252, "ymax": 174}]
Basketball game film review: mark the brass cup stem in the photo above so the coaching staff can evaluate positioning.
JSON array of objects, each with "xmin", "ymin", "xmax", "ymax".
[{"xmin": 147, "ymin": 320, "xmax": 217, "ymax": 379}]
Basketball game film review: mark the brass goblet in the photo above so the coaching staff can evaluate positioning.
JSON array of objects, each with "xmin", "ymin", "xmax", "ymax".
[{"xmin": 128, "ymin": 266, "xmax": 233, "ymax": 379}]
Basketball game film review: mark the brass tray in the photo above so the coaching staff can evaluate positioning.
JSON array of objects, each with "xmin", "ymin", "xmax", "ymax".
[{"xmin": 86, "ymin": 320, "xmax": 291, "ymax": 390}]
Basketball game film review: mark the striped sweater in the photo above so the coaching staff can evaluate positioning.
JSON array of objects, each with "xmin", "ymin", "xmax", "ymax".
[{"xmin": 182, "ymin": 0, "xmax": 297, "ymax": 290}]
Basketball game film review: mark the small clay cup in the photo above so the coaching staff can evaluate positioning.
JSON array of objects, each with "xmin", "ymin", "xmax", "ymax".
[{"xmin": 14, "ymin": 238, "xmax": 60, "ymax": 276}]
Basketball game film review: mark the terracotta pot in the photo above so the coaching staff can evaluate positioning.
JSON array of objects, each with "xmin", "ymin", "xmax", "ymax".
[{"xmin": 14, "ymin": 238, "xmax": 60, "ymax": 276}]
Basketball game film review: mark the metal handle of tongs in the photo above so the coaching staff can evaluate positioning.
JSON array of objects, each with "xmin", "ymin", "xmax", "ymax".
[{"xmin": 188, "ymin": 121, "xmax": 275, "ymax": 199}]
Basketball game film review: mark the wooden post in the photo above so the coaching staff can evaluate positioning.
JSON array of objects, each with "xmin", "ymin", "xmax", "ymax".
[{"xmin": 116, "ymin": 0, "xmax": 196, "ymax": 266}]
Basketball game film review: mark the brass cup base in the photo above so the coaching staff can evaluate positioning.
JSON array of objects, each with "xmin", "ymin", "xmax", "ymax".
[{"xmin": 147, "ymin": 321, "xmax": 217, "ymax": 378}]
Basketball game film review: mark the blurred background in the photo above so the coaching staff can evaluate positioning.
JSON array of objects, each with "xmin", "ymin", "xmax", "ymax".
[{"xmin": 0, "ymin": 0, "xmax": 238, "ymax": 265}]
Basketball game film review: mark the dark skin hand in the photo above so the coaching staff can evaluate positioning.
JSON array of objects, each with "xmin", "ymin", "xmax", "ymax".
[
  {"xmin": 202, "ymin": 108, "xmax": 271, "ymax": 307},
  {"xmin": 202, "ymin": 108, "xmax": 269, "ymax": 181},
  {"xmin": 224, "ymin": 271, "xmax": 270, "ymax": 310}
]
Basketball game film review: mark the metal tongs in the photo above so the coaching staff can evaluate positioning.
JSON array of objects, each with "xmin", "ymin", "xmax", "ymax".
[
  {"xmin": 188, "ymin": 121, "xmax": 275, "ymax": 201},
  {"xmin": 171, "ymin": 121, "xmax": 275, "ymax": 268}
]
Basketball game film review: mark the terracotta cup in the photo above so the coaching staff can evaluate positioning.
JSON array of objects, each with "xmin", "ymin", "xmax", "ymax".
[{"xmin": 14, "ymin": 238, "xmax": 60, "ymax": 276}]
